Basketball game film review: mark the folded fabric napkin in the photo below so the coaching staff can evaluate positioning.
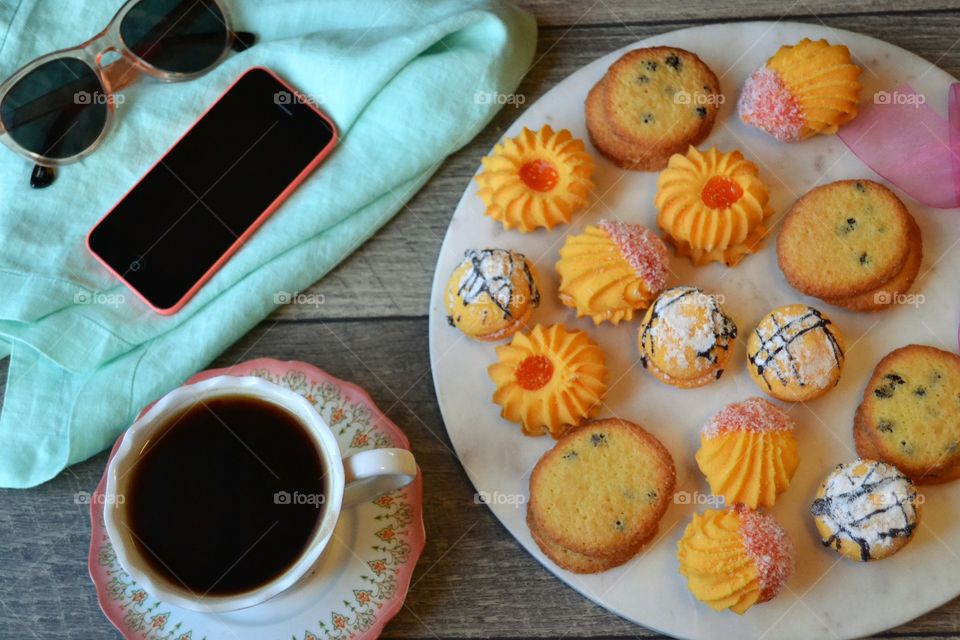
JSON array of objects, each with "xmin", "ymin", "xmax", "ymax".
[{"xmin": 0, "ymin": 0, "xmax": 535, "ymax": 487}]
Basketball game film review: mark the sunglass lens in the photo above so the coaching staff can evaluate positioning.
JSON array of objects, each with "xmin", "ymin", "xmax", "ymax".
[
  {"xmin": 0, "ymin": 57, "xmax": 108, "ymax": 160},
  {"xmin": 120, "ymin": 0, "xmax": 229, "ymax": 74}
]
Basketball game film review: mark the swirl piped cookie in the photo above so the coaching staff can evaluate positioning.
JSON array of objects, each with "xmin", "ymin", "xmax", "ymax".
[
  {"xmin": 655, "ymin": 146, "xmax": 773, "ymax": 266},
  {"xmin": 556, "ymin": 221, "xmax": 669, "ymax": 325},
  {"xmin": 586, "ymin": 47, "xmax": 722, "ymax": 171},
  {"xmin": 777, "ymin": 180, "xmax": 922, "ymax": 312},
  {"xmin": 738, "ymin": 38, "xmax": 862, "ymax": 142},
  {"xmin": 445, "ymin": 248, "xmax": 540, "ymax": 341},
  {"xmin": 528, "ymin": 418, "xmax": 676, "ymax": 573},
  {"xmin": 475, "ymin": 125, "xmax": 595, "ymax": 232},
  {"xmin": 696, "ymin": 398, "xmax": 799, "ymax": 509},
  {"xmin": 811, "ymin": 459, "xmax": 921, "ymax": 561},
  {"xmin": 639, "ymin": 286, "xmax": 737, "ymax": 388},
  {"xmin": 747, "ymin": 304, "xmax": 845, "ymax": 402},
  {"xmin": 677, "ymin": 505, "xmax": 794, "ymax": 614},
  {"xmin": 854, "ymin": 345, "xmax": 960, "ymax": 484},
  {"xmin": 488, "ymin": 324, "xmax": 608, "ymax": 438}
]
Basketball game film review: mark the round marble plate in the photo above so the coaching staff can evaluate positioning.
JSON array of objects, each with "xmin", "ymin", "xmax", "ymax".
[
  {"xmin": 88, "ymin": 358, "xmax": 425, "ymax": 640},
  {"xmin": 428, "ymin": 21, "xmax": 960, "ymax": 640}
]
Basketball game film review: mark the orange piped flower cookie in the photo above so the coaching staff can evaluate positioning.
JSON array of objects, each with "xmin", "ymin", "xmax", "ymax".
[
  {"xmin": 488, "ymin": 324, "xmax": 608, "ymax": 438},
  {"xmin": 738, "ymin": 38, "xmax": 862, "ymax": 142},
  {"xmin": 556, "ymin": 220, "xmax": 669, "ymax": 325},
  {"xmin": 696, "ymin": 398, "xmax": 800, "ymax": 509},
  {"xmin": 655, "ymin": 146, "xmax": 773, "ymax": 267},
  {"xmin": 475, "ymin": 125, "xmax": 595, "ymax": 232},
  {"xmin": 677, "ymin": 505, "xmax": 794, "ymax": 614}
]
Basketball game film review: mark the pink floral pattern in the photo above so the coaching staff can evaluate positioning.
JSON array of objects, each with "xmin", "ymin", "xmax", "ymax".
[{"xmin": 88, "ymin": 359, "xmax": 423, "ymax": 640}]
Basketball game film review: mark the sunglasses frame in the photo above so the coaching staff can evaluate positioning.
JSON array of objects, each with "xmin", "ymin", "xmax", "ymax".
[{"xmin": 0, "ymin": 0, "xmax": 236, "ymax": 167}]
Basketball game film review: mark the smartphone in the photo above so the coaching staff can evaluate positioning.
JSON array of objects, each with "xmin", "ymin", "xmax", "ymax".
[{"xmin": 87, "ymin": 67, "xmax": 337, "ymax": 314}]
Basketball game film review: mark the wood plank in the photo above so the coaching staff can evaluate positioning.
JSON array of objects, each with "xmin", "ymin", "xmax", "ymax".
[
  {"xmin": 3, "ymin": 321, "xmax": 960, "ymax": 638},
  {"xmin": 513, "ymin": 2, "xmax": 958, "ymax": 28},
  {"xmin": 275, "ymin": 12, "xmax": 960, "ymax": 321}
]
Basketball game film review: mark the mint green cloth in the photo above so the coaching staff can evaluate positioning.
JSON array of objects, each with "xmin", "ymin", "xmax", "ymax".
[{"xmin": 0, "ymin": 0, "xmax": 535, "ymax": 487}]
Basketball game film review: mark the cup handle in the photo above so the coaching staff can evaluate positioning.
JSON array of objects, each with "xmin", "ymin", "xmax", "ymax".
[{"xmin": 342, "ymin": 448, "xmax": 417, "ymax": 507}]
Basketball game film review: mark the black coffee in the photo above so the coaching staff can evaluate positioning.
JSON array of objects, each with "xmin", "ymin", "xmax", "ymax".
[{"xmin": 127, "ymin": 395, "xmax": 325, "ymax": 595}]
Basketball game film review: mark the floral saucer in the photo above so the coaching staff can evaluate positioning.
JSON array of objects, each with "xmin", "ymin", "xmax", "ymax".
[{"xmin": 87, "ymin": 358, "xmax": 425, "ymax": 640}]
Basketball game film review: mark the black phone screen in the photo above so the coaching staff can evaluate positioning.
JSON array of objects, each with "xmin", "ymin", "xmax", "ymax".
[{"xmin": 87, "ymin": 67, "xmax": 336, "ymax": 312}]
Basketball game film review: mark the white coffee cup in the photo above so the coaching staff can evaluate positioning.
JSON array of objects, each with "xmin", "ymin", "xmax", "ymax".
[{"xmin": 103, "ymin": 375, "xmax": 417, "ymax": 613}]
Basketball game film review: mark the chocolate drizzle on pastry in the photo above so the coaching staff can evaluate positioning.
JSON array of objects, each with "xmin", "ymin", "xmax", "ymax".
[
  {"xmin": 450, "ymin": 249, "xmax": 539, "ymax": 322},
  {"xmin": 749, "ymin": 307, "xmax": 843, "ymax": 390},
  {"xmin": 810, "ymin": 461, "xmax": 919, "ymax": 561},
  {"xmin": 639, "ymin": 286, "xmax": 736, "ymax": 368}
]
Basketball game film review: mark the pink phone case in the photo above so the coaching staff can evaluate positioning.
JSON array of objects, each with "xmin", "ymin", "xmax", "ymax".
[{"xmin": 86, "ymin": 66, "xmax": 338, "ymax": 315}]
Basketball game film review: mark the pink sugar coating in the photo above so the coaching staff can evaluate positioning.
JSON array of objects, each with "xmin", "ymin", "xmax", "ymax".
[
  {"xmin": 597, "ymin": 220, "xmax": 669, "ymax": 291},
  {"xmin": 734, "ymin": 504, "xmax": 795, "ymax": 602},
  {"xmin": 738, "ymin": 67, "xmax": 805, "ymax": 142},
  {"xmin": 701, "ymin": 397, "xmax": 795, "ymax": 439}
]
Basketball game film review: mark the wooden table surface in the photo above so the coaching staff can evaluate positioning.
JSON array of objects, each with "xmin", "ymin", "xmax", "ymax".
[{"xmin": 3, "ymin": 2, "xmax": 960, "ymax": 639}]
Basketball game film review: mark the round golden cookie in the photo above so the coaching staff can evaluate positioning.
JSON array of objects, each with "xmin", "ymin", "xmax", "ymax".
[
  {"xmin": 528, "ymin": 418, "xmax": 676, "ymax": 559},
  {"xmin": 854, "ymin": 345, "xmax": 960, "ymax": 484},
  {"xmin": 823, "ymin": 216, "xmax": 922, "ymax": 312},
  {"xmin": 747, "ymin": 304, "xmax": 845, "ymax": 402},
  {"xmin": 585, "ymin": 47, "xmax": 721, "ymax": 171},
  {"xmin": 811, "ymin": 459, "xmax": 921, "ymax": 561},
  {"xmin": 638, "ymin": 286, "xmax": 737, "ymax": 388},
  {"xmin": 777, "ymin": 180, "xmax": 915, "ymax": 300},
  {"xmin": 445, "ymin": 248, "xmax": 540, "ymax": 341},
  {"xmin": 528, "ymin": 512, "xmax": 658, "ymax": 574}
]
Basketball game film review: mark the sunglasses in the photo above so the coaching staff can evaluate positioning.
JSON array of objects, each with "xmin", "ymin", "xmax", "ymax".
[{"xmin": 0, "ymin": 0, "xmax": 255, "ymax": 188}]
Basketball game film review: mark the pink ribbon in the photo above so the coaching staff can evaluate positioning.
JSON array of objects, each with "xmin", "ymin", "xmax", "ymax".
[{"xmin": 838, "ymin": 83, "xmax": 960, "ymax": 210}]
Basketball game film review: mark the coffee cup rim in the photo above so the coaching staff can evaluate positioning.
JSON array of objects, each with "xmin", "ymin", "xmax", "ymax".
[{"xmin": 103, "ymin": 375, "xmax": 344, "ymax": 613}]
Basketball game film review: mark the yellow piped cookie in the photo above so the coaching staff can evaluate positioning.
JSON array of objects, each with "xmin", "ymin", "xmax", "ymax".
[
  {"xmin": 655, "ymin": 146, "xmax": 774, "ymax": 266},
  {"xmin": 677, "ymin": 505, "xmax": 794, "ymax": 614},
  {"xmin": 696, "ymin": 398, "xmax": 799, "ymax": 509},
  {"xmin": 747, "ymin": 304, "xmax": 845, "ymax": 402},
  {"xmin": 488, "ymin": 324, "xmax": 607, "ymax": 438},
  {"xmin": 738, "ymin": 38, "xmax": 862, "ymax": 142},
  {"xmin": 445, "ymin": 248, "xmax": 540, "ymax": 342},
  {"xmin": 475, "ymin": 125, "xmax": 595, "ymax": 232},
  {"xmin": 639, "ymin": 286, "xmax": 737, "ymax": 388},
  {"xmin": 556, "ymin": 221, "xmax": 669, "ymax": 325}
]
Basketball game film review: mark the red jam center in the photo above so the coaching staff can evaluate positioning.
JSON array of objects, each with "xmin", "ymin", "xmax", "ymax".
[
  {"xmin": 515, "ymin": 355, "xmax": 554, "ymax": 390},
  {"xmin": 518, "ymin": 159, "xmax": 559, "ymax": 192},
  {"xmin": 700, "ymin": 176, "xmax": 744, "ymax": 209}
]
